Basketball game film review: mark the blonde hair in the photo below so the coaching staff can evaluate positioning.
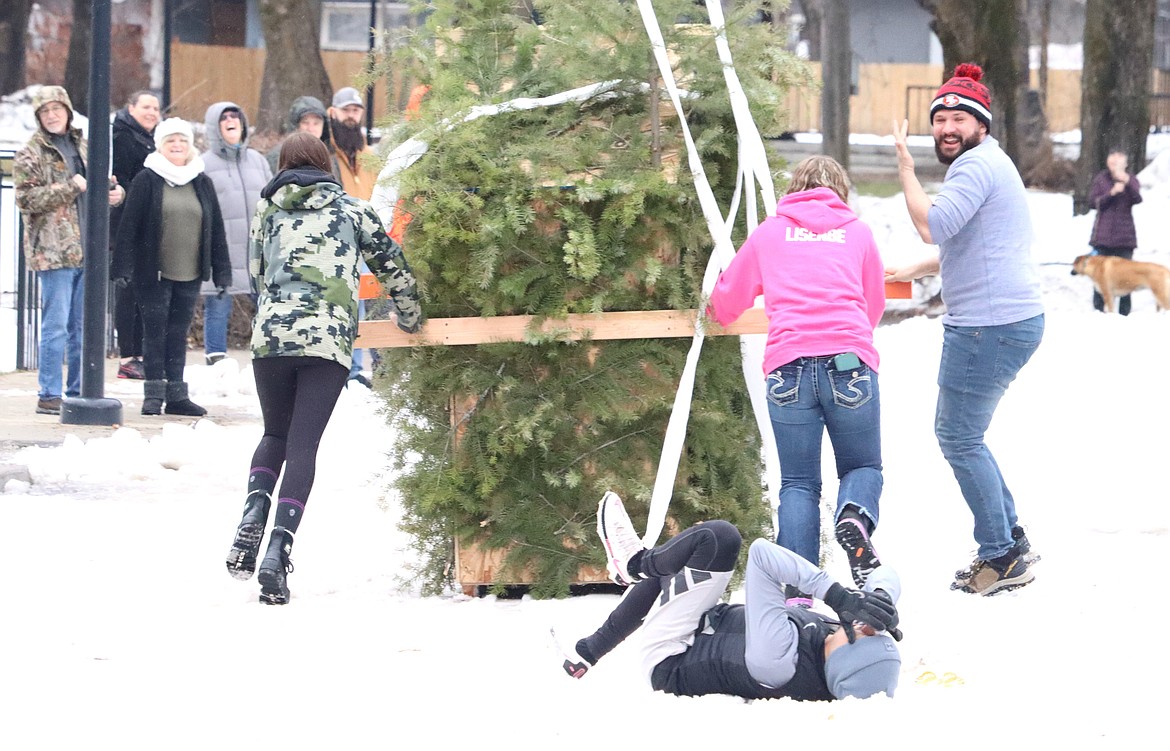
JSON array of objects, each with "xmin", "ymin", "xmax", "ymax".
[{"xmin": 786, "ymin": 155, "xmax": 851, "ymax": 203}]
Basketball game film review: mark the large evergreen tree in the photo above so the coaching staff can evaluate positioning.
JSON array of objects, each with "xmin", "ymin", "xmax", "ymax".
[{"xmin": 376, "ymin": 0, "xmax": 809, "ymax": 596}]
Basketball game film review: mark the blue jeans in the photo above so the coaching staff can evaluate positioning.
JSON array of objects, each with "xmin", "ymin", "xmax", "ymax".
[
  {"xmin": 935, "ymin": 314, "xmax": 1044, "ymax": 560},
  {"xmin": 37, "ymin": 267, "xmax": 84, "ymax": 399},
  {"xmin": 202, "ymin": 293, "xmax": 233, "ymax": 355},
  {"xmin": 767, "ymin": 355, "xmax": 883, "ymax": 566}
]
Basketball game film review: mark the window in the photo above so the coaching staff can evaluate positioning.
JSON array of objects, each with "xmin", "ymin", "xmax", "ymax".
[{"xmin": 320, "ymin": 2, "xmax": 415, "ymax": 52}]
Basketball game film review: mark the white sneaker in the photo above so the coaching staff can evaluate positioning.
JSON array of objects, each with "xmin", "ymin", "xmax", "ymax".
[{"xmin": 596, "ymin": 491, "xmax": 647, "ymax": 586}]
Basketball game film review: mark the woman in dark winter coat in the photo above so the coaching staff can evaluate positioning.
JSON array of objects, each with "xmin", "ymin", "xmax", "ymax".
[
  {"xmin": 109, "ymin": 89, "xmax": 160, "ymax": 379},
  {"xmin": 1088, "ymin": 149, "xmax": 1143, "ymax": 315},
  {"xmin": 224, "ymin": 132, "xmax": 422, "ymax": 605},
  {"xmin": 113, "ymin": 118, "xmax": 231, "ymax": 416}
]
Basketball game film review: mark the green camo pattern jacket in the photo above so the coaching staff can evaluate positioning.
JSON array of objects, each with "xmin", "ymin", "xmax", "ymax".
[
  {"xmin": 13, "ymin": 126, "xmax": 87, "ymax": 271},
  {"xmin": 249, "ymin": 179, "xmax": 422, "ymax": 369}
]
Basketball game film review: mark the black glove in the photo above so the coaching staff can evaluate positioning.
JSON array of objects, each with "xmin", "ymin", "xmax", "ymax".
[
  {"xmin": 112, "ymin": 277, "xmax": 129, "ymax": 290},
  {"xmin": 824, "ymin": 583, "xmax": 899, "ymax": 643},
  {"xmin": 874, "ymin": 589, "xmax": 903, "ymax": 642},
  {"xmin": 216, "ymin": 286, "xmax": 228, "ymax": 299}
]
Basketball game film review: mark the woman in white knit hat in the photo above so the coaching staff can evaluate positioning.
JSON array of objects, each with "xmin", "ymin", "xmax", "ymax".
[{"xmin": 113, "ymin": 118, "xmax": 231, "ymax": 416}]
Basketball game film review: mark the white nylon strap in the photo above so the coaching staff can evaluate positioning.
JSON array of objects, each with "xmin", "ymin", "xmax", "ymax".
[{"xmin": 636, "ymin": 0, "xmax": 779, "ymax": 546}]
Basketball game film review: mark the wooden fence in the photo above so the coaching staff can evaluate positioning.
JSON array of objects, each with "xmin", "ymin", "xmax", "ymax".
[
  {"xmin": 171, "ymin": 46, "xmax": 1157, "ymax": 137},
  {"xmin": 784, "ymin": 62, "xmax": 1087, "ymax": 136},
  {"xmin": 169, "ymin": 42, "xmax": 411, "ymax": 124}
]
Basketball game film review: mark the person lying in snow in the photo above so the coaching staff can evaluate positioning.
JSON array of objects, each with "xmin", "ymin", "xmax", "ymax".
[{"xmin": 562, "ymin": 492, "xmax": 903, "ymax": 700}]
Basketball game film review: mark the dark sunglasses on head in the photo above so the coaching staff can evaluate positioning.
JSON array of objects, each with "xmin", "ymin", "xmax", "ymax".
[{"xmin": 220, "ymin": 111, "xmax": 242, "ymax": 121}]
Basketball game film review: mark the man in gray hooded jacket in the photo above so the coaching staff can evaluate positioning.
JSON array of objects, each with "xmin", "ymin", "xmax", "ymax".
[{"xmin": 201, "ymin": 101, "xmax": 273, "ymax": 365}]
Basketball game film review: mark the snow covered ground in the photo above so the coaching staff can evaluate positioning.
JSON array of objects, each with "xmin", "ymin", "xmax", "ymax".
[{"xmin": 1, "ymin": 180, "xmax": 1167, "ymax": 748}]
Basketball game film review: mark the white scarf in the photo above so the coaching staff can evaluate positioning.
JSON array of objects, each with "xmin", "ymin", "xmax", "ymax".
[{"xmin": 144, "ymin": 150, "xmax": 206, "ymax": 186}]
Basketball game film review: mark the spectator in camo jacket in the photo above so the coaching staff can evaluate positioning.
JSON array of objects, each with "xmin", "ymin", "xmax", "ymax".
[{"xmin": 224, "ymin": 132, "xmax": 422, "ymax": 606}]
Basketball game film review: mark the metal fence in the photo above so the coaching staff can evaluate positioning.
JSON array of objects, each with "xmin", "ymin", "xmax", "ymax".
[{"xmin": 1, "ymin": 149, "xmax": 39, "ymax": 372}]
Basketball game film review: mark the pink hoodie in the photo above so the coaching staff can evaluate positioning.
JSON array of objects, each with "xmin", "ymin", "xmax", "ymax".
[{"xmin": 708, "ymin": 187, "xmax": 885, "ymax": 375}]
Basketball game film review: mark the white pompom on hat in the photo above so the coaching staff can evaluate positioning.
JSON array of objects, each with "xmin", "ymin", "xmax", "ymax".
[{"xmin": 153, "ymin": 117, "xmax": 194, "ymax": 149}]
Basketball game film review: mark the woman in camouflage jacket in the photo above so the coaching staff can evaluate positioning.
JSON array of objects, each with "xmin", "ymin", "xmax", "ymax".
[{"xmin": 225, "ymin": 132, "xmax": 422, "ymax": 605}]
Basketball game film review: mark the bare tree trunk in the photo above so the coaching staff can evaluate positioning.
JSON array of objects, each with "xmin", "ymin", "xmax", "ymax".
[
  {"xmin": 64, "ymin": 0, "xmax": 91, "ymax": 111},
  {"xmin": 0, "ymin": 0, "xmax": 32, "ymax": 95},
  {"xmin": 1037, "ymin": 0, "xmax": 1050, "ymax": 109},
  {"xmin": 801, "ymin": 0, "xmax": 823, "ymax": 61},
  {"xmin": 257, "ymin": 0, "xmax": 334, "ymax": 134},
  {"xmin": 915, "ymin": 0, "xmax": 1029, "ymax": 166},
  {"xmin": 1075, "ymin": 0, "xmax": 1156, "ymax": 214},
  {"xmin": 821, "ymin": 0, "xmax": 850, "ymax": 169}
]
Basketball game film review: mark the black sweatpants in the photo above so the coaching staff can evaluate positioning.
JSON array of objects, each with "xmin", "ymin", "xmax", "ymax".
[
  {"xmin": 137, "ymin": 278, "xmax": 201, "ymax": 381},
  {"xmin": 114, "ymin": 281, "xmax": 143, "ymax": 358},
  {"xmin": 581, "ymin": 520, "xmax": 742, "ymax": 664},
  {"xmin": 250, "ymin": 356, "xmax": 349, "ymax": 532}
]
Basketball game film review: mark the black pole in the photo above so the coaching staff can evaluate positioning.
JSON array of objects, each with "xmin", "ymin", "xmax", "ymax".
[
  {"xmin": 366, "ymin": 0, "xmax": 376, "ymax": 136},
  {"xmin": 62, "ymin": 0, "xmax": 121, "ymax": 426},
  {"xmin": 162, "ymin": 0, "xmax": 173, "ymax": 112}
]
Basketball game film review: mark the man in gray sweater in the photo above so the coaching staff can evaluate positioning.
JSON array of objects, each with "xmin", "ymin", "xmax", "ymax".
[{"xmin": 888, "ymin": 63, "xmax": 1044, "ymax": 597}]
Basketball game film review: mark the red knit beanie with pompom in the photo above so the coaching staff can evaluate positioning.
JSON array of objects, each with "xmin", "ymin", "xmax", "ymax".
[{"xmin": 930, "ymin": 63, "xmax": 992, "ymax": 130}]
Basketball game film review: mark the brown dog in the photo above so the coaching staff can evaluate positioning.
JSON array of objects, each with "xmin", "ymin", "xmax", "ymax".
[{"xmin": 1071, "ymin": 254, "xmax": 1170, "ymax": 312}]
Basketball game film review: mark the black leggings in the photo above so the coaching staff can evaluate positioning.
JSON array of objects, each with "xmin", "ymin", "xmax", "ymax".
[
  {"xmin": 582, "ymin": 520, "xmax": 742, "ymax": 664},
  {"xmin": 250, "ymin": 356, "xmax": 349, "ymax": 524}
]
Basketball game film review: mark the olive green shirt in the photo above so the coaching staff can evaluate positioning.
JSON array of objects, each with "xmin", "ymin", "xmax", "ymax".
[{"xmin": 159, "ymin": 183, "xmax": 202, "ymax": 282}]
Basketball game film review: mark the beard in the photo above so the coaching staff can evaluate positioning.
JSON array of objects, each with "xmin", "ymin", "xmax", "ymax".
[
  {"xmin": 934, "ymin": 131, "xmax": 983, "ymax": 165},
  {"xmin": 332, "ymin": 118, "xmax": 366, "ymax": 163}
]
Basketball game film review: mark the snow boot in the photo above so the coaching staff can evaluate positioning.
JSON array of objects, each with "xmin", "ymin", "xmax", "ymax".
[
  {"xmin": 257, "ymin": 527, "xmax": 294, "ymax": 605},
  {"xmin": 141, "ymin": 379, "xmax": 166, "ymax": 415},
  {"xmin": 835, "ymin": 512, "xmax": 881, "ymax": 587},
  {"xmin": 164, "ymin": 381, "xmax": 206, "ymax": 417},
  {"xmin": 225, "ymin": 490, "xmax": 273, "ymax": 580}
]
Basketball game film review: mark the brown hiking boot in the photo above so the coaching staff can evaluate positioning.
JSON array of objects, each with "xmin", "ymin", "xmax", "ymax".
[{"xmin": 955, "ymin": 547, "xmax": 1034, "ymax": 596}]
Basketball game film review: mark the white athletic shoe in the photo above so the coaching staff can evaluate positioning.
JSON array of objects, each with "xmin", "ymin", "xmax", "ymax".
[{"xmin": 596, "ymin": 491, "xmax": 647, "ymax": 586}]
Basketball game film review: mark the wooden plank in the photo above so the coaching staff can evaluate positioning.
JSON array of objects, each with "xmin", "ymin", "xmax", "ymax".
[
  {"xmin": 356, "ymin": 280, "xmax": 911, "ymax": 348},
  {"xmin": 454, "ymin": 539, "xmax": 611, "ymax": 590},
  {"xmin": 355, "ymin": 308, "xmax": 770, "ymax": 348}
]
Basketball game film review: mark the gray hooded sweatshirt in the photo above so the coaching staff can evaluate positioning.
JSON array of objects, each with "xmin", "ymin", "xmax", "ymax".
[{"xmin": 201, "ymin": 101, "xmax": 273, "ymax": 295}]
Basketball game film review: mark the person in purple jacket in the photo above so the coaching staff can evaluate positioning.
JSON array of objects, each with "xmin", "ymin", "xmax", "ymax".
[
  {"xmin": 889, "ymin": 63, "xmax": 1044, "ymax": 596},
  {"xmin": 1087, "ymin": 149, "xmax": 1143, "ymax": 315},
  {"xmin": 706, "ymin": 155, "xmax": 887, "ymax": 608}
]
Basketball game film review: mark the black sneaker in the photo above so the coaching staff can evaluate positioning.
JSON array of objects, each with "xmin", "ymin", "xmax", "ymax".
[
  {"xmin": 117, "ymin": 358, "xmax": 145, "ymax": 380},
  {"xmin": 561, "ymin": 639, "xmax": 595, "ymax": 679},
  {"xmin": 835, "ymin": 516, "xmax": 881, "ymax": 587},
  {"xmin": 348, "ymin": 374, "xmax": 373, "ymax": 389},
  {"xmin": 954, "ymin": 526, "xmax": 1038, "ymax": 585},
  {"xmin": 257, "ymin": 527, "xmax": 294, "ymax": 605},
  {"xmin": 955, "ymin": 547, "xmax": 1034, "ymax": 596},
  {"xmin": 784, "ymin": 584, "xmax": 813, "ymax": 609},
  {"xmin": 225, "ymin": 491, "xmax": 272, "ymax": 580}
]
